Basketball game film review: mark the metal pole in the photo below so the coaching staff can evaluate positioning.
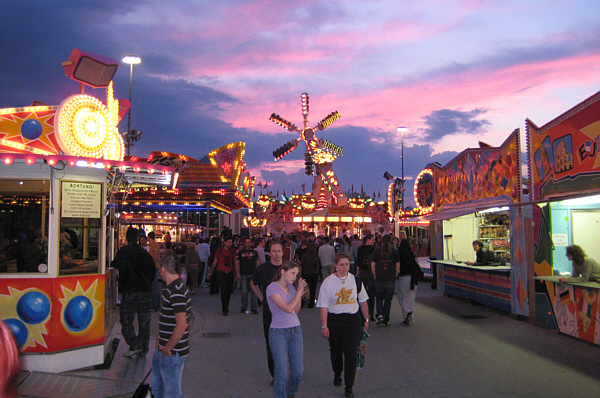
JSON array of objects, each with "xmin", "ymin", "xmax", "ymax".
[
  {"xmin": 126, "ymin": 62, "xmax": 133, "ymax": 155},
  {"xmin": 401, "ymin": 129, "xmax": 404, "ymax": 211}
]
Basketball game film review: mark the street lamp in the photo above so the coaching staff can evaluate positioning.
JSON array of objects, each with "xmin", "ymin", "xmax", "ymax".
[
  {"xmin": 396, "ymin": 127, "xmax": 408, "ymax": 210},
  {"xmin": 122, "ymin": 55, "xmax": 141, "ymax": 155}
]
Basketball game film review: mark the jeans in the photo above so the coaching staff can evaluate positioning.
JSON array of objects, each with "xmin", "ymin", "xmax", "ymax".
[
  {"xmin": 120, "ymin": 291, "xmax": 151, "ymax": 352},
  {"xmin": 151, "ymin": 350, "xmax": 187, "ymax": 398},
  {"xmin": 358, "ymin": 271, "xmax": 376, "ymax": 318},
  {"xmin": 240, "ymin": 274, "xmax": 258, "ymax": 311},
  {"xmin": 375, "ymin": 280, "xmax": 395, "ymax": 322},
  {"xmin": 269, "ymin": 326, "xmax": 304, "ymax": 398}
]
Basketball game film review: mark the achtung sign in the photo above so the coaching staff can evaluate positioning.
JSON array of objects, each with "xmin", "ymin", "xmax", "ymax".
[{"xmin": 61, "ymin": 182, "xmax": 102, "ymax": 218}]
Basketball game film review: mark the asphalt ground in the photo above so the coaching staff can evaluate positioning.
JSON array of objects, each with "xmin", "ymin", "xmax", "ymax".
[{"xmin": 178, "ymin": 281, "xmax": 600, "ymax": 398}]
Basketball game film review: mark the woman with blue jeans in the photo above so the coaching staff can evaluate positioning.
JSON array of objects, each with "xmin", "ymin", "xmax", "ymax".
[{"xmin": 267, "ymin": 260, "xmax": 308, "ymax": 398}]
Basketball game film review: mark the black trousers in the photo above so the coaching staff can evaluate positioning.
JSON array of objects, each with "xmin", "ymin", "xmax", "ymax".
[
  {"xmin": 327, "ymin": 311, "xmax": 362, "ymax": 389},
  {"xmin": 303, "ymin": 273, "xmax": 318, "ymax": 307},
  {"xmin": 216, "ymin": 271, "xmax": 234, "ymax": 312},
  {"xmin": 262, "ymin": 307, "xmax": 275, "ymax": 377}
]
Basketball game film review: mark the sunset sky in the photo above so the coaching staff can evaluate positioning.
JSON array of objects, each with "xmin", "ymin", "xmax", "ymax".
[{"xmin": 2, "ymin": 1, "xmax": 599, "ymax": 207}]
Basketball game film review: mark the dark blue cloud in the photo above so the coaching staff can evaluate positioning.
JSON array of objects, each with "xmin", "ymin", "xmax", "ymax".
[{"xmin": 421, "ymin": 108, "xmax": 490, "ymax": 141}]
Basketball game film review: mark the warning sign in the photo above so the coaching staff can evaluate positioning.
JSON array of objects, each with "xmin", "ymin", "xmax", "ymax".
[{"xmin": 61, "ymin": 182, "xmax": 102, "ymax": 218}]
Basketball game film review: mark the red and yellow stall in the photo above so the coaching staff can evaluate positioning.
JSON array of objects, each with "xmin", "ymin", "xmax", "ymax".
[{"xmin": 0, "ymin": 49, "xmax": 174, "ymax": 372}]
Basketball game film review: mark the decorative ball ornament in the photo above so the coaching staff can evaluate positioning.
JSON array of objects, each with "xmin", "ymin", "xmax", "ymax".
[
  {"xmin": 64, "ymin": 295, "xmax": 94, "ymax": 332},
  {"xmin": 16, "ymin": 290, "xmax": 51, "ymax": 324},
  {"xmin": 21, "ymin": 119, "xmax": 44, "ymax": 141},
  {"xmin": 55, "ymin": 94, "xmax": 112, "ymax": 158},
  {"xmin": 5, "ymin": 318, "xmax": 28, "ymax": 349}
]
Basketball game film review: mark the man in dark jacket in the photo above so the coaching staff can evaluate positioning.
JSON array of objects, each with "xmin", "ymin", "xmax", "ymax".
[
  {"xmin": 111, "ymin": 227, "xmax": 156, "ymax": 357},
  {"xmin": 466, "ymin": 240, "xmax": 496, "ymax": 266}
]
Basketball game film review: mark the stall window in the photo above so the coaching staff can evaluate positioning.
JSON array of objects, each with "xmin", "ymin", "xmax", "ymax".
[
  {"xmin": 59, "ymin": 181, "xmax": 103, "ymax": 275},
  {"xmin": 0, "ymin": 179, "xmax": 50, "ymax": 273}
]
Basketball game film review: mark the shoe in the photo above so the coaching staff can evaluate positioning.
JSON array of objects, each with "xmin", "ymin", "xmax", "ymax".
[
  {"xmin": 270, "ymin": 379, "xmax": 274, "ymax": 386},
  {"xmin": 333, "ymin": 374, "xmax": 342, "ymax": 387},
  {"xmin": 223, "ymin": 311, "xmax": 228, "ymax": 316},
  {"xmin": 369, "ymin": 316, "xmax": 376, "ymax": 322},
  {"xmin": 252, "ymin": 309, "xmax": 258, "ymax": 314},
  {"xmin": 375, "ymin": 315, "xmax": 383, "ymax": 325},
  {"xmin": 123, "ymin": 349, "xmax": 141, "ymax": 358},
  {"xmin": 345, "ymin": 387, "xmax": 354, "ymax": 397},
  {"xmin": 383, "ymin": 318, "xmax": 391, "ymax": 326},
  {"xmin": 241, "ymin": 309, "xmax": 246, "ymax": 313},
  {"xmin": 403, "ymin": 312, "xmax": 413, "ymax": 325},
  {"xmin": 245, "ymin": 310, "xmax": 252, "ymax": 314}
]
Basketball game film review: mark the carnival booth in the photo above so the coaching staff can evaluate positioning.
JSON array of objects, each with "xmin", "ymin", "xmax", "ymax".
[
  {"xmin": 122, "ymin": 142, "xmax": 255, "ymax": 242},
  {"xmin": 426, "ymin": 130, "xmax": 526, "ymax": 314},
  {"xmin": 0, "ymin": 49, "xmax": 174, "ymax": 372},
  {"xmin": 527, "ymin": 92, "xmax": 600, "ymax": 345}
]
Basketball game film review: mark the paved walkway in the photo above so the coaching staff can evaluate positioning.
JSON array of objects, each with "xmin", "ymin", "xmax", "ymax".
[{"xmin": 180, "ymin": 281, "xmax": 600, "ymax": 397}]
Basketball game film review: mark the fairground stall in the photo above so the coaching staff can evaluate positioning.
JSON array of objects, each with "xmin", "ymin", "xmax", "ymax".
[
  {"xmin": 426, "ymin": 130, "xmax": 526, "ymax": 314},
  {"xmin": 0, "ymin": 49, "xmax": 174, "ymax": 373},
  {"xmin": 121, "ymin": 142, "xmax": 255, "ymax": 242},
  {"xmin": 527, "ymin": 91, "xmax": 600, "ymax": 345}
]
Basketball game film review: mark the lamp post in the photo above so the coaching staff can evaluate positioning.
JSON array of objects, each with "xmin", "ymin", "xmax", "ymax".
[
  {"xmin": 396, "ymin": 127, "xmax": 408, "ymax": 210},
  {"xmin": 122, "ymin": 55, "xmax": 141, "ymax": 155}
]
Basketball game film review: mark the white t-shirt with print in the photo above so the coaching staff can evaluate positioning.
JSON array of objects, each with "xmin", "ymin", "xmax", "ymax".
[{"xmin": 316, "ymin": 273, "xmax": 369, "ymax": 314}]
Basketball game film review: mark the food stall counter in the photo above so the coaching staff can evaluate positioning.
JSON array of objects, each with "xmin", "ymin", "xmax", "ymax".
[{"xmin": 430, "ymin": 259, "xmax": 511, "ymax": 312}]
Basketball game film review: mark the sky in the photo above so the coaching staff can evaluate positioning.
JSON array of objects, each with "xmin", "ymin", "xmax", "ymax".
[{"xmin": 2, "ymin": 0, "xmax": 599, "ymax": 208}]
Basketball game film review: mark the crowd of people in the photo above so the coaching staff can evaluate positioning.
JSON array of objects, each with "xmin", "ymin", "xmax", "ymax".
[{"xmin": 110, "ymin": 227, "xmax": 425, "ymax": 398}]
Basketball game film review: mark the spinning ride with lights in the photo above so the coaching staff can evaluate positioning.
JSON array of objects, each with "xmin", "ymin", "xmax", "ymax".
[{"xmin": 270, "ymin": 93, "xmax": 347, "ymax": 209}]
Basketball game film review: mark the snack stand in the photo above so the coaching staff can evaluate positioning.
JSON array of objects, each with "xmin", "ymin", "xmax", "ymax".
[
  {"xmin": 527, "ymin": 91, "xmax": 600, "ymax": 345},
  {"xmin": 0, "ymin": 50, "xmax": 174, "ymax": 372},
  {"xmin": 426, "ymin": 130, "xmax": 526, "ymax": 314}
]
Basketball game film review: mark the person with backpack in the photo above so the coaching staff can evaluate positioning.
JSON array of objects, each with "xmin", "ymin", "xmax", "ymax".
[
  {"xmin": 317, "ymin": 252, "xmax": 369, "ymax": 398},
  {"xmin": 370, "ymin": 235, "xmax": 400, "ymax": 326}
]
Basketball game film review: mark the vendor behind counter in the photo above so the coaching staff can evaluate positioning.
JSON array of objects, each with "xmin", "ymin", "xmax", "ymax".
[{"xmin": 559, "ymin": 244, "xmax": 600, "ymax": 283}]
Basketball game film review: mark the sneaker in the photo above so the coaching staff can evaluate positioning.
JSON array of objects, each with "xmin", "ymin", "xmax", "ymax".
[
  {"xmin": 251, "ymin": 309, "xmax": 258, "ymax": 314},
  {"xmin": 245, "ymin": 310, "xmax": 252, "ymax": 314},
  {"xmin": 383, "ymin": 318, "xmax": 391, "ymax": 326},
  {"xmin": 123, "ymin": 349, "xmax": 141, "ymax": 358},
  {"xmin": 375, "ymin": 315, "xmax": 383, "ymax": 325},
  {"xmin": 333, "ymin": 374, "xmax": 342, "ymax": 387},
  {"xmin": 403, "ymin": 312, "xmax": 413, "ymax": 325}
]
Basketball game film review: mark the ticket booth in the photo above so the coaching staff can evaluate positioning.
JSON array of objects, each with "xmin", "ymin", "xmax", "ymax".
[{"xmin": 0, "ymin": 49, "xmax": 174, "ymax": 372}]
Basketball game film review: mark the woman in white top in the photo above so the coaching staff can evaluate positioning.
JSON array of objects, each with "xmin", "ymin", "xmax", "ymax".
[{"xmin": 317, "ymin": 253, "xmax": 369, "ymax": 398}]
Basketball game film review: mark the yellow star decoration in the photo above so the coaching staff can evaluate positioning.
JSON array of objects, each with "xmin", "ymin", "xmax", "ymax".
[
  {"xmin": 580, "ymin": 119, "xmax": 600, "ymax": 169},
  {"xmin": 334, "ymin": 287, "xmax": 356, "ymax": 305},
  {"xmin": 0, "ymin": 287, "xmax": 51, "ymax": 349},
  {"xmin": 0, "ymin": 110, "xmax": 56, "ymax": 153},
  {"xmin": 59, "ymin": 280, "xmax": 102, "ymax": 334}
]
